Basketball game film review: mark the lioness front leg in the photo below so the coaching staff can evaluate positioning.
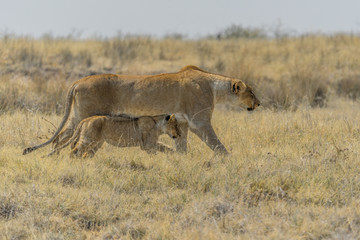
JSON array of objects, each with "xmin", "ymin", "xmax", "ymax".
[
  {"xmin": 175, "ymin": 121, "xmax": 188, "ymax": 153},
  {"xmin": 189, "ymin": 121, "xmax": 228, "ymax": 155}
]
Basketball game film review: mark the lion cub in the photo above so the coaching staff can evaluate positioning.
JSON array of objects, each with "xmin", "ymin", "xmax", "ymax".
[{"xmin": 49, "ymin": 114, "xmax": 180, "ymax": 158}]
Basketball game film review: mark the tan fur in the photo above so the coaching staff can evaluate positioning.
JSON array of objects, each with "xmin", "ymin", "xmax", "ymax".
[
  {"xmin": 48, "ymin": 114, "xmax": 179, "ymax": 158},
  {"xmin": 23, "ymin": 65, "xmax": 260, "ymax": 155}
]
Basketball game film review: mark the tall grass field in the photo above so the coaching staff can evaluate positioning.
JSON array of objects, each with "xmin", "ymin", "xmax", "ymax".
[{"xmin": 1, "ymin": 33, "xmax": 360, "ymax": 239}]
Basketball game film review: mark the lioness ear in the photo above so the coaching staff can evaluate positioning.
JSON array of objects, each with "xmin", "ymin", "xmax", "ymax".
[{"xmin": 231, "ymin": 80, "xmax": 246, "ymax": 94}]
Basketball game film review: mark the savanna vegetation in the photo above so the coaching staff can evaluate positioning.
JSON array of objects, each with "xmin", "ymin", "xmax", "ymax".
[{"xmin": 1, "ymin": 27, "xmax": 360, "ymax": 239}]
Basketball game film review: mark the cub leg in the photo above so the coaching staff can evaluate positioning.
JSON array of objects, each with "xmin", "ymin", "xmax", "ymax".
[
  {"xmin": 52, "ymin": 126, "xmax": 76, "ymax": 150},
  {"xmin": 156, "ymin": 142, "xmax": 175, "ymax": 152},
  {"xmin": 83, "ymin": 141, "xmax": 104, "ymax": 158}
]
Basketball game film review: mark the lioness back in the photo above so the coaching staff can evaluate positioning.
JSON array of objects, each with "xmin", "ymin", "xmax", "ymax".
[{"xmin": 72, "ymin": 69, "xmax": 213, "ymax": 117}]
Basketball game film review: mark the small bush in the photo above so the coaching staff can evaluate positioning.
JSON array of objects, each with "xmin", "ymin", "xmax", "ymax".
[
  {"xmin": 10, "ymin": 45, "xmax": 43, "ymax": 69},
  {"xmin": 215, "ymin": 24, "xmax": 267, "ymax": 39},
  {"xmin": 336, "ymin": 75, "xmax": 360, "ymax": 100},
  {"xmin": 0, "ymin": 194, "xmax": 21, "ymax": 219},
  {"xmin": 255, "ymin": 77, "xmax": 295, "ymax": 111},
  {"xmin": 103, "ymin": 37, "xmax": 152, "ymax": 63},
  {"xmin": 253, "ymin": 73, "xmax": 327, "ymax": 110},
  {"xmin": 58, "ymin": 48, "xmax": 74, "ymax": 65},
  {"xmin": 76, "ymin": 50, "xmax": 92, "ymax": 67},
  {"xmin": 288, "ymin": 64, "xmax": 328, "ymax": 108}
]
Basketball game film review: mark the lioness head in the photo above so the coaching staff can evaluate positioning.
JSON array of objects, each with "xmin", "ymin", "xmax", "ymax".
[
  {"xmin": 164, "ymin": 114, "xmax": 180, "ymax": 139},
  {"xmin": 231, "ymin": 80, "xmax": 260, "ymax": 111}
]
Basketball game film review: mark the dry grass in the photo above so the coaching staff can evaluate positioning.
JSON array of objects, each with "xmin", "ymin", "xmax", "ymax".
[
  {"xmin": 2, "ymin": 34, "xmax": 360, "ymax": 239},
  {"xmin": 3, "ymin": 103, "xmax": 360, "ymax": 239}
]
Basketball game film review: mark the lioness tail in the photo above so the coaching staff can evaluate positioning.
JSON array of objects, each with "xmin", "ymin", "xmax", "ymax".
[{"xmin": 22, "ymin": 84, "xmax": 76, "ymax": 155}]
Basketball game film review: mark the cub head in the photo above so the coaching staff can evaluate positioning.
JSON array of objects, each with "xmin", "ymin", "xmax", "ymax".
[
  {"xmin": 164, "ymin": 114, "xmax": 181, "ymax": 139},
  {"xmin": 231, "ymin": 80, "xmax": 260, "ymax": 111}
]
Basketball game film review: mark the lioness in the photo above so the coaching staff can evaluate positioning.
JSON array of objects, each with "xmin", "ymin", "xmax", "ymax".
[
  {"xmin": 48, "ymin": 114, "xmax": 180, "ymax": 158},
  {"xmin": 23, "ymin": 65, "xmax": 260, "ymax": 155}
]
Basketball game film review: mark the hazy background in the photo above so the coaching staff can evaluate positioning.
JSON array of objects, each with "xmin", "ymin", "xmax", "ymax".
[{"xmin": 1, "ymin": 0, "xmax": 360, "ymax": 38}]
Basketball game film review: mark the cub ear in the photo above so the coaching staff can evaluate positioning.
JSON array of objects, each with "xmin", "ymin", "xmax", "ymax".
[
  {"xmin": 169, "ymin": 114, "xmax": 176, "ymax": 122},
  {"xmin": 166, "ymin": 114, "xmax": 176, "ymax": 122},
  {"xmin": 231, "ymin": 80, "xmax": 246, "ymax": 94}
]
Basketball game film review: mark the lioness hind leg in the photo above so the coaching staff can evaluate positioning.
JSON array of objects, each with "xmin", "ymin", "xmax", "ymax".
[
  {"xmin": 175, "ymin": 122, "xmax": 188, "ymax": 153},
  {"xmin": 52, "ymin": 127, "xmax": 75, "ymax": 150},
  {"xmin": 189, "ymin": 121, "xmax": 228, "ymax": 155}
]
